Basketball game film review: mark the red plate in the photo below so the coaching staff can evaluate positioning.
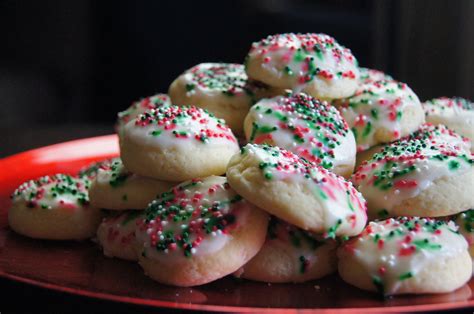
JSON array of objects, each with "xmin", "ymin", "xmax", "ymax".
[{"xmin": 0, "ymin": 134, "xmax": 473, "ymax": 312}]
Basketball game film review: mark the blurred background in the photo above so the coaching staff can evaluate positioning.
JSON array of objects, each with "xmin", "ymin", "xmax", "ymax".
[{"xmin": 0, "ymin": 0, "xmax": 473, "ymax": 156}]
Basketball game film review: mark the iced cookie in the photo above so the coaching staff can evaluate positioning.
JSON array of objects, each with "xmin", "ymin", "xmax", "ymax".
[
  {"xmin": 338, "ymin": 217, "xmax": 472, "ymax": 295},
  {"xmin": 9, "ymin": 174, "xmax": 102, "ymax": 240},
  {"xmin": 333, "ymin": 80, "xmax": 425, "ymax": 151},
  {"xmin": 244, "ymin": 92, "xmax": 356, "ymax": 177},
  {"xmin": 423, "ymin": 97, "xmax": 474, "ymax": 146},
  {"xmin": 78, "ymin": 158, "xmax": 114, "ymax": 180},
  {"xmin": 352, "ymin": 136, "xmax": 474, "ymax": 219},
  {"xmin": 88, "ymin": 158, "xmax": 174, "ymax": 210},
  {"xmin": 120, "ymin": 105, "xmax": 240, "ymax": 181},
  {"xmin": 245, "ymin": 33, "xmax": 360, "ymax": 100},
  {"xmin": 359, "ymin": 67, "xmax": 393, "ymax": 84},
  {"xmin": 135, "ymin": 176, "xmax": 269, "ymax": 287},
  {"xmin": 226, "ymin": 144, "xmax": 367, "ymax": 238},
  {"xmin": 456, "ymin": 209, "xmax": 474, "ymax": 258},
  {"xmin": 97, "ymin": 211, "xmax": 143, "ymax": 261},
  {"xmin": 116, "ymin": 93, "xmax": 171, "ymax": 134},
  {"xmin": 238, "ymin": 216, "xmax": 337, "ymax": 283}
]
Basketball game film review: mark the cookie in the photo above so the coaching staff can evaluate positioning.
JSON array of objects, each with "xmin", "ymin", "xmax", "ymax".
[
  {"xmin": 245, "ymin": 33, "xmax": 360, "ymax": 100},
  {"xmin": 358, "ymin": 67, "xmax": 393, "ymax": 84},
  {"xmin": 238, "ymin": 216, "xmax": 337, "ymax": 283},
  {"xmin": 120, "ymin": 105, "xmax": 240, "ymax": 181},
  {"xmin": 456, "ymin": 209, "xmax": 474, "ymax": 258},
  {"xmin": 338, "ymin": 217, "xmax": 472, "ymax": 295},
  {"xmin": 88, "ymin": 158, "xmax": 174, "ymax": 210},
  {"xmin": 333, "ymin": 80, "xmax": 425, "ymax": 151},
  {"xmin": 244, "ymin": 92, "xmax": 356, "ymax": 177},
  {"xmin": 9, "ymin": 174, "xmax": 102, "ymax": 240},
  {"xmin": 135, "ymin": 176, "xmax": 269, "ymax": 287},
  {"xmin": 226, "ymin": 144, "xmax": 367, "ymax": 237}
]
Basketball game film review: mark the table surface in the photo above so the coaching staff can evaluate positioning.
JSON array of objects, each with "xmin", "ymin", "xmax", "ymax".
[{"xmin": 0, "ymin": 125, "xmax": 472, "ymax": 314}]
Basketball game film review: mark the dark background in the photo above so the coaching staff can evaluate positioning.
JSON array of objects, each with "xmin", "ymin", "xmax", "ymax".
[{"xmin": 0, "ymin": 0, "xmax": 473, "ymax": 156}]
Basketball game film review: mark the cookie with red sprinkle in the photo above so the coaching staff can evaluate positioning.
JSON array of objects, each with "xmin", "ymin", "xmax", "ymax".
[
  {"xmin": 226, "ymin": 144, "xmax": 367, "ymax": 237},
  {"xmin": 244, "ymin": 92, "xmax": 356, "ymax": 177},
  {"xmin": 116, "ymin": 93, "xmax": 171, "ymax": 134},
  {"xmin": 352, "ymin": 132, "xmax": 474, "ymax": 219},
  {"xmin": 423, "ymin": 97, "xmax": 474, "ymax": 147},
  {"xmin": 333, "ymin": 79, "xmax": 425, "ymax": 152},
  {"xmin": 237, "ymin": 216, "xmax": 337, "ymax": 283},
  {"xmin": 135, "ymin": 176, "xmax": 268, "ymax": 287},
  {"xmin": 338, "ymin": 217, "xmax": 472, "ymax": 296},
  {"xmin": 358, "ymin": 67, "xmax": 393, "ymax": 84},
  {"xmin": 120, "ymin": 105, "xmax": 240, "ymax": 181},
  {"xmin": 245, "ymin": 33, "xmax": 360, "ymax": 100},
  {"xmin": 88, "ymin": 158, "xmax": 174, "ymax": 210},
  {"xmin": 97, "ymin": 210, "xmax": 143, "ymax": 261},
  {"xmin": 9, "ymin": 174, "xmax": 102, "ymax": 240}
]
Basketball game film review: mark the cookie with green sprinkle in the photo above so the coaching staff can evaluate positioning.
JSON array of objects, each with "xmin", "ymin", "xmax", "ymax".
[
  {"xmin": 9, "ymin": 174, "xmax": 102, "ymax": 240},
  {"xmin": 338, "ymin": 217, "xmax": 471, "ymax": 296},
  {"xmin": 456, "ymin": 209, "xmax": 474, "ymax": 258},
  {"xmin": 358, "ymin": 67, "xmax": 393, "ymax": 84}
]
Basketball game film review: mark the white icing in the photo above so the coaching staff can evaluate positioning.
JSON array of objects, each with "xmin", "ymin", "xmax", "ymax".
[{"xmin": 358, "ymin": 67, "xmax": 393, "ymax": 84}]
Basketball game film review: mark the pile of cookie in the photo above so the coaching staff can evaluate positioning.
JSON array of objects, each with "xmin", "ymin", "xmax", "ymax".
[{"xmin": 9, "ymin": 33, "xmax": 474, "ymax": 296}]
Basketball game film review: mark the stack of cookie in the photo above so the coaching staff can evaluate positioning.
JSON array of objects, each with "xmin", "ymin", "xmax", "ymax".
[{"xmin": 8, "ymin": 32, "xmax": 474, "ymax": 297}]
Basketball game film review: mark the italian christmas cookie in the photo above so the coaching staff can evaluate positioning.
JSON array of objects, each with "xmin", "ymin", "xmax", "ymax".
[
  {"xmin": 97, "ymin": 211, "xmax": 143, "ymax": 261},
  {"xmin": 358, "ymin": 67, "xmax": 393, "ymax": 84},
  {"xmin": 456, "ymin": 209, "xmax": 474, "ymax": 258},
  {"xmin": 338, "ymin": 217, "xmax": 472, "ymax": 296},
  {"xmin": 226, "ymin": 144, "xmax": 367, "ymax": 237},
  {"xmin": 135, "ymin": 176, "xmax": 269, "ymax": 287},
  {"xmin": 78, "ymin": 158, "xmax": 114, "ymax": 180},
  {"xmin": 169, "ymin": 63, "xmax": 256, "ymax": 135},
  {"xmin": 352, "ymin": 135, "xmax": 474, "ymax": 219},
  {"xmin": 116, "ymin": 93, "xmax": 171, "ymax": 134},
  {"xmin": 9, "ymin": 174, "xmax": 102, "ymax": 240},
  {"xmin": 355, "ymin": 123, "xmax": 472, "ymax": 168},
  {"xmin": 120, "ymin": 105, "xmax": 240, "ymax": 181},
  {"xmin": 245, "ymin": 33, "xmax": 360, "ymax": 100},
  {"xmin": 333, "ymin": 79, "xmax": 425, "ymax": 152},
  {"xmin": 244, "ymin": 92, "xmax": 356, "ymax": 177},
  {"xmin": 238, "ymin": 216, "xmax": 337, "ymax": 283},
  {"xmin": 88, "ymin": 158, "xmax": 174, "ymax": 210},
  {"xmin": 423, "ymin": 97, "xmax": 474, "ymax": 146}
]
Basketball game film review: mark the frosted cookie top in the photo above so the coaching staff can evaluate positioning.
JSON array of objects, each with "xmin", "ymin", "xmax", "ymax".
[
  {"xmin": 334, "ymin": 80, "xmax": 422, "ymax": 151},
  {"xmin": 78, "ymin": 158, "xmax": 115, "ymax": 180},
  {"xmin": 93, "ymin": 158, "xmax": 132, "ymax": 188},
  {"xmin": 358, "ymin": 67, "xmax": 393, "ymax": 84},
  {"xmin": 246, "ymin": 92, "xmax": 355, "ymax": 171},
  {"xmin": 123, "ymin": 105, "xmax": 237, "ymax": 149},
  {"xmin": 424, "ymin": 97, "xmax": 473, "ymax": 116},
  {"xmin": 352, "ymin": 134, "xmax": 473, "ymax": 218},
  {"xmin": 176, "ymin": 63, "xmax": 253, "ymax": 98},
  {"xmin": 340, "ymin": 217, "xmax": 467, "ymax": 295},
  {"xmin": 12, "ymin": 174, "xmax": 90, "ymax": 210},
  {"xmin": 246, "ymin": 33, "xmax": 359, "ymax": 90},
  {"xmin": 456, "ymin": 209, "xmax": 474, "ymax": 247},
  {"xmin": 240, "ymin": 144, "xmax": 367, "ymax": 238},
  {"xmin": 117, "ymin": 94, "xmax": 171, "ymax": 133},
  {"xmin": 136, "ymin": 176, "xmax": 251, "ymax": 259}
]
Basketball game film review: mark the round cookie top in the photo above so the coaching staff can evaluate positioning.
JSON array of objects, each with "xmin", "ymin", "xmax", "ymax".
[
  {"xmin": 266, "ymin": 216, "xmax": 333, "ymax": 274},
  {"xmin": 93, "ymin": 158, "xmax": 132, "ymax": 188},
  {"xmin": 78, "ymin": 158, "xmax": 114, "ymax": 180},
  {"xmin": 456, "ymin": 209, "xmax": 474, "ymax": 246},
  {"xmin": 238, "ymin": 144, "xmax": 367, "ymax": 238},
  {"xmin": 176, "ymin": 63, "xmax": 253, "ymax": 98},
  {"xmin": 117, "ymin": 94, "xmax": 171, "ymax": 132},
  {"xmin": 123, "ymin": 105, "xmax": 237, "ymax": 148},
  {"xmin": 12, "ymin": 174, "xmax": 90, "ymax": 210},
  {"xmin": 245, "ymin": 33, "xmax": 359, "ymax": 90},
  {"xmin": 334, "ymin": 79, "xmax": 422, "ymax": 151},
  {"xmin": 423, "ymin": 97, "xmax": 473, "ymax": 116},
  {"xmin": 136, "ymin": 176, "xmax": 250, "ymax": 258},
  {"xmin": 246, "ymin": 92, "xmax": 355, "ymax": 171},
  {"xmin": 352, "ymin": 134, "xmax": 474, "ymax": 218},
  {"xmin": 359, "ymin": 67, "xmax": 393, "ymax": 84},
  {"xmin": 339, "ymin": 217, "xmax": 467, "ymax": 295}
]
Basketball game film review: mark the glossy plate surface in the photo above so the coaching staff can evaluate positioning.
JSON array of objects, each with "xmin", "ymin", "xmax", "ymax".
[{"xmin": 0, "ymin": 135, "xmax": 473, "ymax": 313}]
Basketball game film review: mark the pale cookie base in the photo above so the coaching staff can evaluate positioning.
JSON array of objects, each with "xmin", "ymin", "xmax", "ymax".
[
  {"xmin": 338, "ymin": 250, "xmax": 472, "ymax": 295},
  {"xmin": 137, "ymin": 207, "xmax": 269, "ymax": 287},
  {"xmin": 246, "ymin": 57, "xmax": 357, "ymax": 100},
  {"xmin": 120, "ymin": 136, "xmax": 239, "ymax": 182},
  {"xmin": 169, "ymin": 79, "xmax": 251, "ymax": 136},
  {"xmin": 8, "ymin": 202, "xmax": 102, "ymax": 240},
  {"xmin": 239, "ymin": 239, "xmax": 337, "ymax": 283},
  {"xmin": 89, "ymin": 175, "xmax": 174, "ymax": 210},
  {"xmin": 377, "ymin": 168, "xmax": 474, "ymax": 219}
]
